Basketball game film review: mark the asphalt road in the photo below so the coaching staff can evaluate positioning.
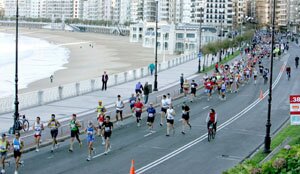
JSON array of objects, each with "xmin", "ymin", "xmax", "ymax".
[{"xmin": 4, "ymin": 44, "xmax": 299, "ymax": 174}]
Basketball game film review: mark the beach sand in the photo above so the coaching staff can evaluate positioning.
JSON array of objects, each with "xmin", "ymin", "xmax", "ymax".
[{"xmin": 1, "ymin": 27, "xmax": 176, "ymax": 94}]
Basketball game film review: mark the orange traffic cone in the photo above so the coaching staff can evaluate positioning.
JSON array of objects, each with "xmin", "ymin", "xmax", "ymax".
[
  {"xmin": 259, "ymin": 90, "xmax": 263, "ymax": 99},
  {"xmin": 130, "ymin": 160, "xmax": 135, "ymax": 174}
]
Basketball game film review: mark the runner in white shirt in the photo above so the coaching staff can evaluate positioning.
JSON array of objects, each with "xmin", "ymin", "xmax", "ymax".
[
  {"xmin": 115, "ymin": 95, "xmax": 125, "ymax": 125},
  {"xmin": 33, "ymin": 117, "xmax": 44, "ymax": 152},
  {"xmin": 160, "ymin": 95, "xmax": 169, "ymax": 126},
  {"xmin": 166, "ymin": 105, "xmax": 176, "ymax": 136},
  {"xmin": 253, "ymin": 69, "xmax": 258, "ymax": 85}
]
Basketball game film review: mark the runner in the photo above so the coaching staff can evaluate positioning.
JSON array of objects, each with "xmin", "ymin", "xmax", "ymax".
[
  {"xmin": 96, "ymin": 100, "xmax": 106, "ymax": 120},
  {"xmin": 47, "ymin": 114, "xmax": 61, "ymax": 152},
  {"xmin": 220, "ymin": 81, "xmax": 226, "ymax": 100},
  {"xmin": 204, "ymin": 79, "xmax": 213, "ymax": 101},
  {"xmin": 182, "ymin": 79, "xmax": 190, "ymax": 97},
  {"xmin": 13, "ymin": 132, "xmax": 24, "ymax": 174},
  {"xmin": 129, "ymin": 94, "xmax": 136, "ymax": 117},
  {"xmin": 146, "ymin": 103, "xmax": 156, "ymax": 132},
  {"xmin": 286, "ymin": 65, "xmax": 291, "ymax": 80},
  {"xmin": 133, "ymin": 98, "xmax": 144, "ymax": 127},
  {"xmin": 0, "ymin": 134, "xmax": 10, "ymax": 174},
  {"xmin": 102, "ymin": 116, "xmax": 113, "ymax": 155},
  {"xmin": 206, "ymin": 109, "xmax": 218, "ymax": 133},
  {"xmin": 69, "ymin": 114, "xmax": 82, "ymax": 152},
  {"xmin": 253, "ymin": 68, "xmax": 258, "ymax": 85},
  {"xmin": 97, "ymin": 113, "xmax": 105, "ymax": 145},
  {"xmin": 190, "ymin": 80, "xmax": 198, "ymax": 102},
  {"xmin": 167, "ymin": 93, "xmax": 172, "ymax": 108},
  {"xmin": 166, "ymin": 105, "xmax": 176, "ymax": 136},
  {"xmin": 263, "ymin": 68, "xmax": 269, "ymax": 84},
  {"xmin": 33, "ymin": 117, "xmax": 44, "ymax": 152},
  {"xmin": 115, "ymin": 95, "xmax": 125, "ymax": 125},
  {"xmin": 85, "ymin": 121, "xmax": 97, "ymax": 161},
  {"xmin": 181, "ymin": 102, "xmax": 191, "ymax": 134},
  {"xmin": 295, "ymin": 56, "xmax": 299, "ymax": 68},
  {"xmin": 135, "ymin": 81, "xmax": 143, "ymax": 95},
  {"xmin": 160, "ymin": 95, "xmax": 169, "ymax": 126}
]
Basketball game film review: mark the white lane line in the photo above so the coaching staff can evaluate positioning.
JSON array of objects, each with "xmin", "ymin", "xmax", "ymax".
[
  {"xmin": 144, "ymin": 131, "xmax": 156, "ymax": 137},
  {"xmin": 92, "ymin": 152, "xmax": 106, "ymax": 159},
  {"xmin": 57, "ymin": 41, "xmax": 92, "ymax": 46},
  {"xmin": 135, "ymin": 61, "xmax": 286, "ymax": 174},
  {"xmin": 202, "ymin": 106, "xmax": 210, "ymax": 109}
]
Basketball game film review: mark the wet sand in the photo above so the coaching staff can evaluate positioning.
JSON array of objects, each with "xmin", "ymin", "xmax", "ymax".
[{"xmin": 1, "ymin": 28, "xmax": 175, "ymax": 94}]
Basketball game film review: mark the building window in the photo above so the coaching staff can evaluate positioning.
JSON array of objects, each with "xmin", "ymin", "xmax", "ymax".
[
  {"xmin": 176, "ymin": 33, "xmax": 184, "ymax": 39},
  {"xmin": 133, "ymin": 27, "xmax": 136, "ymax": 31},
  {"xmin": 164, "ymin": 42, "xmax": 168, "ymax": 50},
  {"xmin": 186, "ymin": 33, "xmax": 195, "ymax": 38},
  {"xmin": 133, "ymin": 34, "xmax": 136, "ymax": 39},
  {"xmin": 175, "ymin": 42, "xmax": 184, "ymax": 51}
]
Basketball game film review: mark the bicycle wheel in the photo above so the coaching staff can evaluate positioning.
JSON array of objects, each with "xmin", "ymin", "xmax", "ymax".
[
  {"xmin": 208, "ymin": 130, "xmax": 211, "ymax": 142},
  {"xmin": 22, "ymin": 120, "xmax": 30, "ymax": 132},
  {"xmin": 212, "ymin": 130, "xmax": 215, "ymax": 139}
]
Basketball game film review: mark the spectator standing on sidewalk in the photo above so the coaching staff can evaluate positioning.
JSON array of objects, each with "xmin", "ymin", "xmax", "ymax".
[
  {"xmin": 102, "ymin": 71, "xmax": 109, "ymax": 91},
  {"xmin": 180, "ymin": 73, "xmax": 184, "ymax": 93},
  {"xmin": 215, "ymin": 62, "xmax": 219, "ymax": 73},
  {"xmin": 143, "ymin": 82, "xmax": 150, "ymax": 104},
  {"xmin": 50, "ymin": 75, "xmax": 54, "ymax": 83},
  {"xmin": 149, "ymin": 63, "xmax": 155, "ymax": 76}
]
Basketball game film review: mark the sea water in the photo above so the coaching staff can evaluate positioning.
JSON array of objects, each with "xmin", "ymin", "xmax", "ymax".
[{"xmin": 0, "ymin": 32, "xmax": 70, "ymax": 98}]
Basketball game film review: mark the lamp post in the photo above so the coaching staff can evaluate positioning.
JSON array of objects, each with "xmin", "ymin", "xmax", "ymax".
[
  {"xmin": 219, "ymin": 19, "xmax": 223, "ymax": 62},
  {"xmin": 13, "ymin": 0, "xmax": 20, "ymax": 134},
  {"xmin": 198, "ymin": 7, "xmax": 203, "ymax": 73},
  {"xmin": 264, "ymin": 0, "xmax": 276, "ymax": 153},
  {"xmin": 153, "ymin": 0, "xmax": 158, "ymax": 91}
]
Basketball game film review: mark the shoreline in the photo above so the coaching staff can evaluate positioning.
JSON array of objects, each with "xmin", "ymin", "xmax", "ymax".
[{"xmin": 1, "ymin": 27, "xmax": 176, "ymax": 95}]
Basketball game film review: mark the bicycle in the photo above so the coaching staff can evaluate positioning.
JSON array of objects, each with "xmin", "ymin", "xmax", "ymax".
[
  {"xmin": 16, "ymin": 115, "xmax": 30, "ymax": 132},
  {"xmin": 207, "ymin": 124, "xmax": 215, "ymax": 142}
]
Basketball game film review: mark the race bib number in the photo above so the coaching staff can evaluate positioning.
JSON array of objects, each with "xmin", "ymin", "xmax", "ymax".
[
  {"xmin": 71, "ymin": 124, "xmax": 75, "ymax": 128},
  {"xmin": 105, "ymin": 127, "xmax": 111, "ymax": 132},
  {"xmin": 14, "ymin": 145, "xmax": 20, "ymax": 150},
  {"xmin": 149, "ymin": 113, "xmax": 154, "ymax": 117},
  {"xmin": 0, "ymin": 145, "xmax": 5, "ymax": 150}
]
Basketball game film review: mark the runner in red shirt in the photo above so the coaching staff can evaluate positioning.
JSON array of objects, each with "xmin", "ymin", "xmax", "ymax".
[
  {"xmin": 133, "ymin": 98, "xmax": 144, "ymax": 127},
  {"xmin": 204, "ymin": 79, "xmax": 213, "ymax": 101}
]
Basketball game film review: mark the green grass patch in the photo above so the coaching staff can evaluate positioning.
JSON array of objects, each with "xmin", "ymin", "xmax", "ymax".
[
  {"xmin": 223, "ymin": 125, "xmax": 300, "ymax": 174},
  {"xmin": 202, "ymin": 50, "xmax": 240, "ymax": 73}
]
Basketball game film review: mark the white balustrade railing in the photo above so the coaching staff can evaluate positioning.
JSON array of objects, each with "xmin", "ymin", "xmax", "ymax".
[{"xmin": 0, "ymin": 49, "xmax": 240, "ymax": 114}]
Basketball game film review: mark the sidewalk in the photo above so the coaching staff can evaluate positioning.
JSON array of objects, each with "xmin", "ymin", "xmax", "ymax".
[{"xmin": 0, "ymin": 54, "xmax": 217, "ymax": 133}]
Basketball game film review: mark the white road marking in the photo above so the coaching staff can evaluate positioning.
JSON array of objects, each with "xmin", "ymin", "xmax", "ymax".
[
  {"xmin": 144, "ymin": 131, "xmax": 156, "ymax": 137},
  {"xmin": 202, "ymin": 106, "xmax": 210, "ymax": 109},
  {"xmin": 57, "ymin": 41, "xmax": 92, "ymax": 46},
  {"xmin": 92, "ymin": 152, "xmax": 106, "ymax": 159},
  {"xmin": 135, "ymin": 61, "xmax": 286, "ymax": 174}
]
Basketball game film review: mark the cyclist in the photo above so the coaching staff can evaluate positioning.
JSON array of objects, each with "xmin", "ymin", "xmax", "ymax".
[
  {"xmin": 286, "ymin": 65, "xmax": 291, "ymax": 80},
  {"xmin": 33, "ymin": 117, "xmax": 44, "ymax": 152},
  {"xmin": 0, "ymin": 134, "xmax": 10, "ymax": 174},
  {"xmin": 295, "ymin": 56, "xmax": 299, "ymax": 69},
  {"xmin": 13, "ymin": 132, "xmax": 24, "ymax": 174},
  {"xmin": 85, "ymin": 121, "xmax": 97, "ymax": 161},
  {"xmin": 69, "ymin": 114, "xmax": 82, "ymax": 152},
  {"xmin": 206, "ymin": 109, "xmax": 217, "ymax": 133},
  {"xmin": 47, "ymin": 114, "xmax": 61, "ymax": 152}
]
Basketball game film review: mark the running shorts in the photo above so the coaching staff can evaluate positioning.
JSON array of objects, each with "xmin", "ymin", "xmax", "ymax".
[
  {"xmin": 87, "ymin": 136, "xmax": 95, "ymax": 143},
  {"xmin": 182, "ymin": 114, "xmax": 189, "ymax": 120},
  {"xmin": 116, "ymin": 110, "xmax": 123, "ymax": 115},
  {"xmin": 167, "ymin": 119, "xmax": 174, "ymax": 124},
  {"xmin": 50, "ymin": 129, "xmax": 58, "ymax": 138},
  {"xmin": 147, "ymin": 117, "xmax": 155, "ymax": 123},
  {"xmin": 34, "ymin": 134, "xmax": 41, "ymax": 138},
  {"xmin": 71, "ymin": 130, "xmax": 79, "ymax": 138},
  {"xmin": 191, "ymin": 88, "xmax": 196, "ymax": 94},
  {"xmin": 135, "ymin": 112, "xmax": 142, "ymax": 118},
  {"xmin": 0, "ymin": 152, "xmax": 7, "ymax": 158},
  {"xmin": 221, "ymin": 89, "xmax": 226, "ymax": 93},
  {"xmin": 104, "ymin": 132, "xmax": 112, "ymax": 139},
  {"xmin": 14, "ymin": 151, "xmax": 21, "ymax": 158},
  {"xmin": 161, "ymin": 108, "xmax": 167, "ymax": 113}
]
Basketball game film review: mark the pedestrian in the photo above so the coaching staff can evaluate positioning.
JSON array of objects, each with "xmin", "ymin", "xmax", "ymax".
[
  {"xmin": 115, "ymin": 95, "xmax": 125, "ymax": 125},
  {"xmin": 69, "ymin": 114, "xmax": 82, "ymax": 152},
  {"xmin": 181, "ymin": 102, "xmax": 191, "ymax": 134},
  {"xmin": 13, "ymin": 132, "xmax": 24, "ymax": 174},
  {"xmin": 102, "ymin": 116, "xmax": 113, "ymax": 155},
  {"xmin": 149, "ymin": 63, "xmax": 155, "ymax": 76},
  {"xmin": 166, "ymin": 105, "xmax": 176, "ymax": 136},
  {"xmin": 33, "ymin": 117, "xmax": 44, "ymax": 152},
  {"xmin": 146, "ymin": 103, "xmax": 156, "ymax": 132},
  {"xmin": 102, "ymin": 71, "xmax": 109, "ymax": 91},
  {"xmin": 135, "ymin": 82, "xmax": 143, "ymax": 95},
  {"xmin": 190, "ymin": 80, "xmax": 198, "ymax": 102},
  {"xmin": 133, "ymin": 98, "xmax": 144, "ymax": 127},
  {"xmin": 85, "ymin": 121, "xmax": 97, "ymax": 161},
  {"xmin": 295, "ymin": 56, "xmax": 299, "ymax": 69},
  {"xmin": 180, "ymin": 73, "xmax": 184, "ymax": 93},
  {"xmin": 50, "ymin": 75, "xmax": 54, "ymax": 83},
  {"xmin": 0, "ymin": 134, "xmax": 10, "ymax": 174},
  {"xmin": 215, "ymin": 62, "xmax": 219, "ymax": 73},
  {"xmin": 182, "ymin": 79, "xmax": 190, "ymax": 97},
  {"xmin": 47, "ymin": 114, "xmax": 61, "ymax": 153},
  {"xmin": 160, "ymin": 95, "xmax": 169, "ymax": 126},
  {"xmin": 143, "ymin": 82, "xmax": 150, "ymax": 104}
]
